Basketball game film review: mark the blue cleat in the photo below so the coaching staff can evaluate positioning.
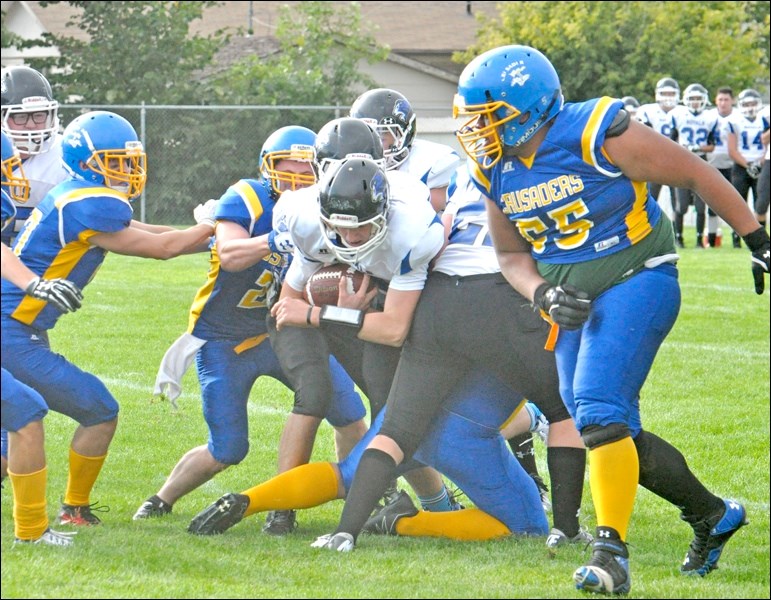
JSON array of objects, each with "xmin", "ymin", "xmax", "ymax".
[
  {"xmin": 680, "ymin": 498, "xmax": 747, "ymax": 576},
  {"xmin": 573, "ymin": 528, "xmax": 631, "ymax": 595}
]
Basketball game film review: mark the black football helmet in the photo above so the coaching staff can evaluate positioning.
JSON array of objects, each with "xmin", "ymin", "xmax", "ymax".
[
  {"xmin": 318, "ymin": 157, "xmax": 389, "ymax": 263},
  {"xmin": 1, "ymin": 66, "xmax": 60, "ymax": 155},
  {"xmin": 314, "ymin": 117, "xmax": 385, "ymax": 177},
  {"xmin": 349, "ymin": 88, "xmax": 416, "ymax": 169}
]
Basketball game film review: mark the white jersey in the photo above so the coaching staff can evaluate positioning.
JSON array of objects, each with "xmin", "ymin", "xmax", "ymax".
[
  {"xmin": 398, "ymin": 138, "xmax": 460, "ymax": 190},
  {"xmin": 280, "ymin": 170, "xmax": 442, "ymax": 293},
  {"xmin": 727, "ymin": 111, "xmax": 770, "ymax": 163},
  {"xmin": 671, "ymin": 108, "xmax": 719, "ymax": 154},
  {"xmin": 434, "ymin": 165, "xmax": 499, "ymax": 277},
  {"xmin": 15, "ymin": 134, "xmax": 69, "ymax": 206},
  {"xmin": 6, "ymin": 134, "xmax": 69, "ymax": 243},
  {"xmin": 635, "ymin": 103, "xmax": 678, "ymax": 138},
  {"xmin": 761, "ymin": 105, "xmax": 770, "ymax": 160},
  {"xmin": 704, "ymin": 107, "xmax": 735, "ymax": 170}
]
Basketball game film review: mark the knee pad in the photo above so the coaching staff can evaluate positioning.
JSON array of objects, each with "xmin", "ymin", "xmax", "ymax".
[
  {"xmin": 581, "ymin": 423, "xmax": 630, "ymax": 450},
  {"xmin": 210, "ymin": 437, "xmax": 249, "ymax": 466}
]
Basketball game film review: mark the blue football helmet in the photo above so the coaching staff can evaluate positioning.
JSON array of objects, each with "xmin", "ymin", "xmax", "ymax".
[
  {"xmin": 350, "ymin": 88, "xmax": 416, "ymax": 169},
  {"xmin": 318, "ymin": 157, "xmax": 390, "ymax": 264},
  {"xmin": 259, "ymin": 125, "xmax": 317, "ymax": 198},
  {"xmin": 1, "ymin": 130, "xmax": 30, "ymax": 203},
  {"xmin": 314, "ymin": 117, "xmax": 385, "ymax": 177},
  {"xmin": 453, "ymin": 45, "xmax": 563, "ymax": 168},
  {"xmin": 61, "ymin": 111, "xmax": 146, "ymax": 200}
]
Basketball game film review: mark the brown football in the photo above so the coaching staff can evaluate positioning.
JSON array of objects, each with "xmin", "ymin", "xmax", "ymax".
[{"xmin": 304, "ymin": 264, "xmax": 372, "ymax": 306}]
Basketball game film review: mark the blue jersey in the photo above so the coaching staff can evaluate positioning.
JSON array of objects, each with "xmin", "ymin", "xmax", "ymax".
[
  {"xmin": 1, "ymin": 179, "xmax": 132, "ymax": 330},
  {"xmin": 1, "ymin": 190, "xmax": 16, "ymax": 233},
  {"xmin": 471, "ymin": 97, "xmax": 662, "ymax": 265},
  {"xmin": 187, "ymin": 178, "xmax": 283, "ymax": 341}
]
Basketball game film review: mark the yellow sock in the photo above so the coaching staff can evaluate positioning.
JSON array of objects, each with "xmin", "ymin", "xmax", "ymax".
[
  {"xmin": 396, "ymin": 507, "xmax": 510, "ymax": 540},
  {"xmin": 9, "ymin": 466, "xmax": 49, "ymax": 541},
  {"xmin": 589, "ymin": 437, "xmax": 639, "ymax": 541},
  {"xmin": 63, "ymin": 448, "xmax": 107, "ymax": 506},
  {"xmin": 242, "ymin": 462, "xmax": 339, "ymax": 517}
]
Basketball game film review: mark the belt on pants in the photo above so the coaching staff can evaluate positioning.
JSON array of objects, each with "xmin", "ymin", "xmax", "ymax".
[{"xmin": 430, "ymin": 271, "xmax": 506, "ymax": 285}]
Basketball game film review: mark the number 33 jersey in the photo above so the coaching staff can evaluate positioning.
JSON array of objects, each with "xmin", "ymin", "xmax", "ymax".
[{"xmin": 471, "ymin": 96, "xmax": 664, "ymax": 265}]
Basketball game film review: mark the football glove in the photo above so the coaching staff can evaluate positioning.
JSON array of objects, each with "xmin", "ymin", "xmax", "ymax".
[
  {"xmin": 687, "ymin": 144, "xmax": 701, "ymax": 153},
  {"xmin": 742, "ymin": 227, "xmax": 770, "ymax": 294},
  {"xmin": 746, "ymin": 161, "xmax": 761, "ymax": 180},
  {"xmin": 533, "ymin": 282, "xmax": 591, "ymax": 330},
  {"xmin": 267, "ymin": 229, "xmax": 295, "ymax": 254},
  {"xmin": 25, "ymin": 277, "xmax": 83, "ymax": 313},
  {"xmin": 193, "ymin": 199, "xmax": 218, "ymax": 228}
]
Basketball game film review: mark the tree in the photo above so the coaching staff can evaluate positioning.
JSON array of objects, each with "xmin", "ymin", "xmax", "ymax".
[
  {"xmin": 456, "ymin": 1, "xmax": 769, "ymax": 103},
  {"xmin": 212, "ymin": 2, "xmax": 388, "ymax": 113},
  {"xmin": 30, "ymin": 1, "xmax": 229, "ymax": 105}
]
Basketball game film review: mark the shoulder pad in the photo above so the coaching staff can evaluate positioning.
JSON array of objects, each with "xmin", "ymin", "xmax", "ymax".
[{"xmin": 606, "ymin": 109, "xmax": 631, "ymax": 138}]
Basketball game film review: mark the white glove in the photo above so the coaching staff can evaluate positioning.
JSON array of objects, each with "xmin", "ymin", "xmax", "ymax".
[
  {"xmin": 746, "ymin": 161, "xmax": 761, "ymax": 179},
  {"xmin": 687, "ymin": 144, "xmax": 701, "ymax": 153},
  {"xmin": 194, "ymin": 199, "xmax": 218, "ymax": 228},
  {"xmin": 267, "ymin": 229, "xmax": 295, "ymax": 254}
]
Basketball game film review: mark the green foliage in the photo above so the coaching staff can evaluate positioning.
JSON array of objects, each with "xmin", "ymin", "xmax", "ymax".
[
  {"xmin": 1, "ymin": 234, "xmax": 769, "ymax": 598},
  {"xmin": 24, "ymin": 1, "xmax": 387, "ymax": 221},
  {"xmin": 31, "ymin": 1, "xmax": 228, "ymax": 105},
  {"xmin": 458, "ymin": 1, "xmax": 769, "ymax": 102},
  {"xmin": 211, "ymin": 1, "xmax": 388, "ymax": 108},
  {"xmin": 1, "ymin": 9, "xmax": 24, "ymax": 48}
]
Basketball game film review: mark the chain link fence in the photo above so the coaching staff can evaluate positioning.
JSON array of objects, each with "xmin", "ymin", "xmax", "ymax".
[{"xmin": 61, "ymin": 104, "xmax": 351, "ymax": 225}]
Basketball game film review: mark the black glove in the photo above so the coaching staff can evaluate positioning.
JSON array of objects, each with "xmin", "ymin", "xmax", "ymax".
[
  {"xmin": 746, "ymin": 162, "xmax": 761, "ymax": 179},
  {"xmin": 533, "ymin": 282, "xmax": 591, "ymax": 330},
  {"xmin": 742, "ymin": 227, "xmax": 770, "ymax": 295},
  {"xmin": 25, "ymin": 277, "xmax": 84, "ymax": 313}
]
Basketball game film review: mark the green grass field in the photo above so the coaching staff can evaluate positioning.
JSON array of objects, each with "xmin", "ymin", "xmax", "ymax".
[{"xmin": 1, "ymin": 231, "xmax": 769, "ymax": 599}]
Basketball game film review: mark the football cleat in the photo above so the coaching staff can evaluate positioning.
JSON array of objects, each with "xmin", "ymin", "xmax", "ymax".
[
  {"xmin": 546, "ymin": 526, "xmax": 593, "ymax": 549},
  {"xmin": 573, "ymin": 528, "xmax": 631, "ymax": 595},
  {"xmin": 311, "ymin": 532, "xmax": 355, "ymax": 552},
  {"xmin": 680, "ymin": 499, "xmax": 747, "ymax": 576},
  {"xmin": 14, "ymin": 527, "xmax": 76, "ymax": 547},
  {"xmin": 132, "ymin": 495, "xmax": 172, "ymax": 520},
  {"xmin": 187, "ymin": 493, "xmax": 249, "ymax": 535},
  {"xmin": 362, "ymin": 490, "xmax": 419, "ymax": 535},
  {"xmin": 262, "ymin": 509, "xmax": 297, "ymax": 536},
  {"xmin": 57, "ymin": 502, "xmax": 109, "ymax": 526}
]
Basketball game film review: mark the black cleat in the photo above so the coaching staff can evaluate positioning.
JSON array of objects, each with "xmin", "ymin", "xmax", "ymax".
[{"xmin": 187, "ymin": 493, "xmax": 249, "ymax": 535}]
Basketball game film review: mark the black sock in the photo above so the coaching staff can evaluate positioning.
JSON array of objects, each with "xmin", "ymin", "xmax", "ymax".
[
  {"xmin": 547, "ymin": 446, "xmax": 586, "ymax": 537},
  {"xmin": 336, "ymin": 448, "xmax": 396, "ymax": 540},
  {"xmin": 634, "ymin": 430, "xmax": 722, "ymax": 519},
  {"xmin": 508, "ymin": 432, "xmax": 539, "ymax": 478}
]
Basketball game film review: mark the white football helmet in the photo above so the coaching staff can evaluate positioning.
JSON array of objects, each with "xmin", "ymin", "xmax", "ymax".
[
  {"xmin": 655, "ymin": 77, "xmax": 680, "ymax": 110},
  {"xmin": 683, "ymin": 84, "xmax": 709, "ymax": 114}
]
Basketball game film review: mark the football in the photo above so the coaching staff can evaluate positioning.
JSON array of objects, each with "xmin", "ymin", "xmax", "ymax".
[{"xmin": 304, "ymin": 264, "xmax": 372, "ymax": 306}]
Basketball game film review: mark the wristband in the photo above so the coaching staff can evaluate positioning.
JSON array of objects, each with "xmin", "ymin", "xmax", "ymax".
[
  {"xmin": 319, "ymin": 305, "xmax": 364, "ymax": 329},
  {"xmin": 306, "ymin": 305, "xmax": 314, "ymax": 326},
  {"xmin": 742, "ymin": 226, "xmax": 770, "ymax": 252}
]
